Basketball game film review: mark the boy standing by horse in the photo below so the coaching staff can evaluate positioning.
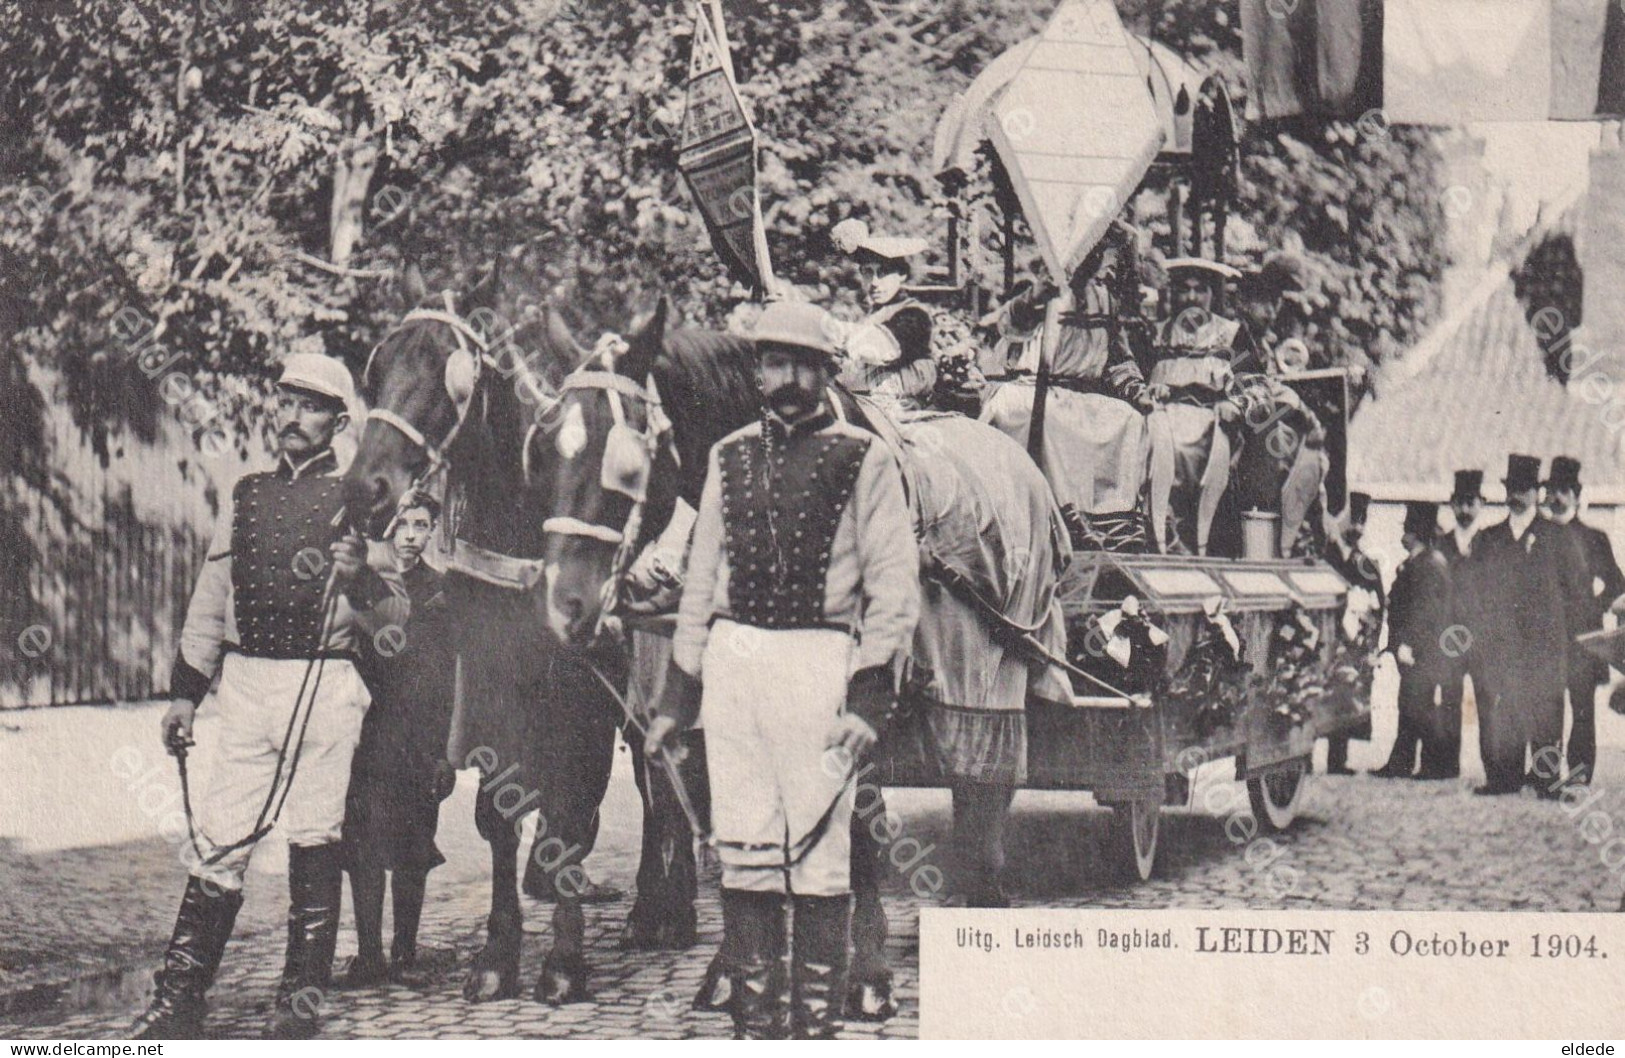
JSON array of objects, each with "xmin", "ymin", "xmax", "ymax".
[
  {"xmin": 337, "ymin": 495, "xmax": 457, "ymax": 988},
  {"xmin": 645, "ymin": 300, "xmax": 921, "ymax": 1038}
]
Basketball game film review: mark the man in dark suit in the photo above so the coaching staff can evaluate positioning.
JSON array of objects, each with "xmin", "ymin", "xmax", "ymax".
[
  {"xmin": 1542, "ymin": 456, "xmax": 1625, "ymax": 786},
  {"xmin": 1374, "ymin": 502, "xmax": 1453, "ymax": 778},
  {"xmin": 1473, "ymin": 455, "xmax": 1589, "ymax": 797},
  {"xmin": 1434, "ymin": 470, "xmax": 1489, "ymax": 781},
  {"xmin": 1324, "ymin": 491, "xmax": 1384, "ymax": 774}
]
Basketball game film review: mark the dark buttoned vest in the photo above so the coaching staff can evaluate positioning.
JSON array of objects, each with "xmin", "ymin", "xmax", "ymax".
[
  {"xmin": 231, "ymin": 452, "xmax": 347, "ymax": 658},
  {"xmin": 715, "ymin": 413, "xmax": 869, "ymax": 631}
]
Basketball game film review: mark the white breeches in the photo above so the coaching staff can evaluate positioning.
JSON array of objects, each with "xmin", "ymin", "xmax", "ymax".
[
  {"xmin": 701, "ymin": 620, "xmax": 856, "ymax": 896},
  {"xmin": 191, "ymin": 653, "xmax": 371, "ymax": 890}
]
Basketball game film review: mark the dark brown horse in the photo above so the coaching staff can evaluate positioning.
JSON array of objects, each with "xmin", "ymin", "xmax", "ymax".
[{"xmin": 343, "ymin": 289, "xmax": 645, "ymax": 1005}]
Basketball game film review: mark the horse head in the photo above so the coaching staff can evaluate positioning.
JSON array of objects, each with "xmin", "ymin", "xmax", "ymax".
[
  {"xmin": 344, "ymin": 308, "xmax": 477, "ymax": 539},
  {"xmin": 344, "ymin": 262, "xmax": 576, "ymax": 541},
  {"xmin": 539, "ymin": 299, "xmax": 681, "ymax": 646}
]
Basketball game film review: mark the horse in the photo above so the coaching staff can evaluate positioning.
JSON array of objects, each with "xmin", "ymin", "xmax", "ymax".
[
  {"xmin": 534, "ymin": 301, "xmax": 1075, "ymax": 940},
  {"xmin": 341, "ymin": 287, "xmax": 672, "ymax": 1005}
]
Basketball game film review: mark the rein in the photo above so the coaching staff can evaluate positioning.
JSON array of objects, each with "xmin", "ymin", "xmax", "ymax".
[{"xmin": 578, "ymin": 655, "xmax": 854, "ymax": 876}]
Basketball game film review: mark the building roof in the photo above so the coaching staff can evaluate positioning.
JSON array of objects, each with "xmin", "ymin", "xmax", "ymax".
[{"xmin": 1348, "ymin": 200, "xmax": 1625, "ymax": 503}]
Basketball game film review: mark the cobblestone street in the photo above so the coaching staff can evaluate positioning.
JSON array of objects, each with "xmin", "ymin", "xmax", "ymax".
[{"xmin": 5, "ymin": 697, "xmax": 1625, "ymax": 1039}]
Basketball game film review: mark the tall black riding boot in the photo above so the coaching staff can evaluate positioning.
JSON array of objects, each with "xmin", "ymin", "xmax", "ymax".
[
  {"xmin": 130, "ymin": 876, "xmax": 244, "ymax": 1039},
  {"xmin": 721, "ymin": 889, "xmax": 788, "ymax": 1040},
  {"xmin": 847, "ymin": 801, "xmax": 895, "ymax": 1021},
  {"xmin": 791, "ymin": 895, "xmax": 853, "ymax": 1040},
  {"xmin": 266, "ymin": 843, "xmax": 344, "ymax": 1039}
]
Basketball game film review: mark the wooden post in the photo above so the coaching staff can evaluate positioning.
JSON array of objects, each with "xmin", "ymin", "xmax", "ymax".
[
  {"xmin": 1170, "ymin": 180, "xmax": 1185, "ymax": 258},
  {"xmin": 1002, "ymin": 204, "xmax": 1016, "ymax": 296}
]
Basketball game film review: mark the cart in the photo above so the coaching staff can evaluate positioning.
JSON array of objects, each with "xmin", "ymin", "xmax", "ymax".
[{"xmin": 871, "ymin": 553, "xmax": 1367, "ymax": 881}]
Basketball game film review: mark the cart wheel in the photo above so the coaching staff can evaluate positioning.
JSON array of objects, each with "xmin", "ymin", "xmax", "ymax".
[
  {"xmin": 1108, "ymin": 799, "xmax": 1161, "ymax": 882},
  {"xmin": 1247, "ymin": 760, "xmax": 1308, "ymax": 832}
]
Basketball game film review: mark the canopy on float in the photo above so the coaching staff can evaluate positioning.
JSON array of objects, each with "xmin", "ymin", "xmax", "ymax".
[{"xmin": 932, "ymin": 29, "xmax": 1206, "ymax": 176}]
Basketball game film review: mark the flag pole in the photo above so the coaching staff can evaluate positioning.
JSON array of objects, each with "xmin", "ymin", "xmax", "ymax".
[{"xmin": 705, "ymin": 0, "xmax": 736, "ymax": 81}]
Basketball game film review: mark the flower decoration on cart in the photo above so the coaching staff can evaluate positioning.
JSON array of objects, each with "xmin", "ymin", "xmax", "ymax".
[
  {"xmin": 1077, "ymin": 594, "xmax": 1170, "ymax": 697},
  {"xmin": 1326, "ymin": 584, "xmax": 1382, "ymax": 722},
  {"xmin": 1164, "ymin": 596, "xmax": 1251, "ymax": 740},
  {"xmin": 1264, "ymin": 604, "xmax": 1326, "ymax": 730}
]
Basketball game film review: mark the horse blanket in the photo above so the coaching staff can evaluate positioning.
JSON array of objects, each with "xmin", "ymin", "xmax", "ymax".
[{"xmin": 857, "ymin": 399, "xmax": 1075, "ymax": 785}]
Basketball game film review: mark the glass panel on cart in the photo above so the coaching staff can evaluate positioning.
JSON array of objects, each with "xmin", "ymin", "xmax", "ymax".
[
  {"xmin": 1219, "ymin": 570, "xmax": 1292, "ymax": 600},
  {"xmin": 1285, "ymin": 569, "xmax": 1346, "ymax": 596},
  {"xmin": 1135, "ymin": 568, "xmax": 1223, "ymax": 599}
]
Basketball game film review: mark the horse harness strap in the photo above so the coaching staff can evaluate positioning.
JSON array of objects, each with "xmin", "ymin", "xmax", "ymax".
[
  {"xmin": 399, "ymin": 307, "xmax": 491, "ymax": 356},
  {"xmin": 443, "ymin": 537, "xmax": 547, "ymax": 591},
  {"xmin": 365, "ymin": 306, "xmax": 487, "ymax": 455},
  {"xmin": 366, "ymin": 407, "xmax": 437, "ymax": 459},
  {"xmin": 540, "ymin": 518, "xmax": 624, "ymax": 544}
]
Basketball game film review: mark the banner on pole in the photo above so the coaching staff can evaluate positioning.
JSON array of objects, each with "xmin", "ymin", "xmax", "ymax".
[{"xmin": 678, "ymin": 7, "xmax": 774, "ymax": 294}]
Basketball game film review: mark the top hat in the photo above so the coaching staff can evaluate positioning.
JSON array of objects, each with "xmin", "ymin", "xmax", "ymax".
[
  {"xmin": 1402, "ymin": 500, "xmax": 1439, "ymax": 540},
  {"xmin": 1545, "ymin": 455, "xmax": 1582, "ymax": 494},
  {"xmin": 751, "ymin": 301, "xmax": 841, "ymax": 360},
  {"xmin": 1347, "ymin": 491, "xmax": 1371, "ymax": 525},
  {"xmin": 1503, "ymin": 453, "xmax": 1542, "ymax": 494},
  {"xmin": 1450, "ymin": 469, "xmax": 1484, "ymax": 503},
  {"xmin": 278, "ymin": 353, "xmax": 355, "ymax": 407}
]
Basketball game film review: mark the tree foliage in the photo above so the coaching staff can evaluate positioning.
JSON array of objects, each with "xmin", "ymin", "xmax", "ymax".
[{"xmin": 2, "ymin": 0, "xmax": 1445, "ymax": 454}]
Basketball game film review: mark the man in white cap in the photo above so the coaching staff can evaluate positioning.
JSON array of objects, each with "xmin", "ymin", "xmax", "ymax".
[
  {"xmin": 133, "ymin": 353, "xmax": 408, "ymax": 1039},
  {"xmin": 645, "ymin": 300, "xmax": 920, "ymax": 1038},
  {"xmin": 1147, "ymin": 257, "xmax": 1248, "ymax": 555}
]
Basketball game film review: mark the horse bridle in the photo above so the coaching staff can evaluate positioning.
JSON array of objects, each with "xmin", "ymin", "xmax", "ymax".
[
  {"xmin": 540, "ymin": 337, "xmax": 677, "ymax": 625},
  {"xmin": 362, "ymin": 302, "xmax": 490, "ymax": 494},
  {"xmin": 361, "ymin": 296, "xmax": 562, "ymax": 531}
]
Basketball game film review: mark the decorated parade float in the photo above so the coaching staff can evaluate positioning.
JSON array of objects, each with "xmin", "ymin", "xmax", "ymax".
[{"xmin": 668, "ymin": 0, "xmax": 1379, "ymax": 882}]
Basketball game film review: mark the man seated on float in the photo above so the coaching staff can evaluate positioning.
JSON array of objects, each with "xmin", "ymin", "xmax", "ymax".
[
  {"xmin": 829, "ymin": 218, "xmax": 940, "ymax": 412},
  {"xmin": 980, "ymin": 223, "xmax": 1155, "ymax": 552},
  {"xmin": 1224, "ymin": 254, "xmax": 1330, "ymax": 558},
  {"xmin": 1146, "ymin": 257, "xmax": 1251, "ymax": 556}
]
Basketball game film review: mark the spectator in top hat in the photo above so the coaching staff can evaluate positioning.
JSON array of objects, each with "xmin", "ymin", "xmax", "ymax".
[
  {"xmin": 1473, "ymin": 455, "xmax": 1589, "ymax": 796},
  {"xmin": 1435, "ymin": 469, "xmax": 1489, "ymax": 781},
  {"xmin": 1373, "ymin": 501, "xmax": 1452, "ymax": 779},
  {"xmin": 1323, "ymin": 491, "xmax": 1384, "ymax": 774},
  {"xmin": 1542, "ymin": 456, "xmax": 1625, "ymax": 786}
]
